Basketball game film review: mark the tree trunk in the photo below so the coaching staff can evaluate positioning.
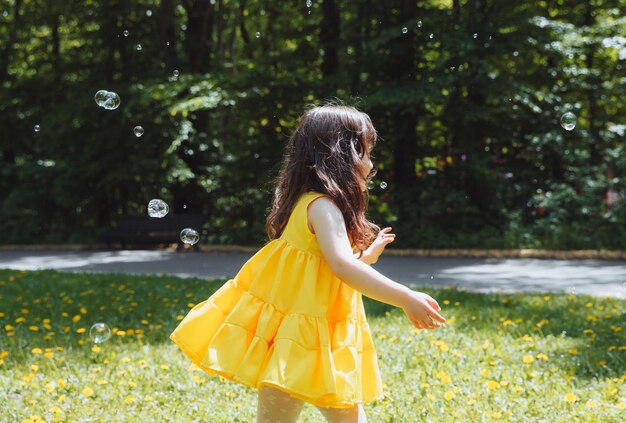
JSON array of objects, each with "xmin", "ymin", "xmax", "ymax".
[
  {"xmin": 320, "ymin": 0, "xmax": 340, "ymax": 94},
  {"xmin": 182, "ymin": 0, "xmax": 214, "ymax": 72},
  {"xmin": 160, "ymin": 0, "xmax": 177, "ymax": 68}
]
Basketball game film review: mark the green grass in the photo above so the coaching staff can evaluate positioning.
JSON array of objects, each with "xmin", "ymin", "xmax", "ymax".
[{"xmin": 0, "ymin": 268, "xmax": 624, "ymax": 423}]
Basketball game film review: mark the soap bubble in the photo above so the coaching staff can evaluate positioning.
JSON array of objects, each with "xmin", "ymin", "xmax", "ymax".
[
  {"xmin": 417, "ymin": 20, "xmax": 422, "ymax": 28},
  {"xmin": 306, "ymin": 0, "xmax": 312, "ymax": 7},
  {"xmin": 102, "ymin": 92, "xmax": 121, "ymax": 110},
  {"xmin": 146, "ymin": 9, "xmax": 152, "ymax": 17},
  {"xmin": 89, "ymin": 323, "xmax": 112, "ymax": 344},
  {"xmin": 33, "ymin": 125, "xmax": 41, "ymax": 132},
  {"xmin": 148, "ymin": 199, "xmax": 169, "ymax": 218},
  {"xmin": 94, "ymin": 90, "xmax": 109, "ymax": 106},
  {"xmin": 136, "ymin": 44, "xmax": 142, "ymax": 51},
  {"xmin": 560, "ymin": 112, "xmax": 576, "ymax": 131},
  {"xmin": 173, "ymin": 70, "xmax": 179, "ymax": 77},
  {"xmin": 133, "ymin": 126, "xmax": 144, "ymax": 137},
  {"xmin": 402, "ymin": 27, "xmax": 408, "ymax": 34},
  {"xmin": 123, "ymin": 30, "xmax": 129, "ymax": 37},
  {"xmin": 255, "ymin": 32, "xmax": 261, "ymax": 38},
  {"xmin": 180, "ymin": 228, "xmax": 200, "ymax": 245},
  {"xmin": 367, "ymin": 180, "xmax": 375, "ymax": 190},
  {"xmin": 473, "ymin": 33, "xmax": 478, "ymax": 39},
  {"xmin": 429, "ymin": 33, "xmax": 434, "ymax": 39},
  {"xmin": 380, "ymin": 181, "xmax": 388, "ymax": 189}
]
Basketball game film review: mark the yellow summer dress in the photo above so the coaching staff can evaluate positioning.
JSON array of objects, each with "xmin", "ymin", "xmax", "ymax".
[{"xmin": 169, "ymin": 192, "xmax": 383, "ymax": 408}]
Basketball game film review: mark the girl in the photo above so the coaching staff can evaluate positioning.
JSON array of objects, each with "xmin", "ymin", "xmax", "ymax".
[{"xmin": 170, "ymin": 103, "xmax": 446, "ymax": 423}]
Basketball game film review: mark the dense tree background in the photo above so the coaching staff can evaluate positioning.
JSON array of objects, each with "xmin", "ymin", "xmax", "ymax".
[{"xmin": 0, "ymin": 0, "xmax": 624, "ymax": 249}]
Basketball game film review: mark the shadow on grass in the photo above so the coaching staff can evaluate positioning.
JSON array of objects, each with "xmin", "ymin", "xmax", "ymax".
[{"xmin": 1, "ymin": 269, "xmax": 623, "ymax": 382}]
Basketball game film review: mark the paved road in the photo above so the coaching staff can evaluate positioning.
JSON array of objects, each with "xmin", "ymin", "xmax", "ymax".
[{"xmin": 0, "ymin": 249, "xmax": 625, "ymax": 299}]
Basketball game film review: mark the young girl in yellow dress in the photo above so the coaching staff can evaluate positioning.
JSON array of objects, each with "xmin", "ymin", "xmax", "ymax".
[{"xmin": 170, "ymin": 103, "xmax": 446, "ymax": 422}]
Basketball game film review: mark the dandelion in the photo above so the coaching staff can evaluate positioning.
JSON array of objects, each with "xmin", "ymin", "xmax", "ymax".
[
  {"xmin": 72, "ymin": 315, "xmax": 81, "ymax": 323},
  {"xmin": 31, "ymin": 348, "xmax": 43, "ymax": 355},
  {"xmin": 523, "ymin": 355, "xmax": 535, "ymax": 364},
  {"xmin": 92, "ymin": 346, "xmax": 101, "ymax": 353},
  {"xmin": 124, "ymin": 395, "xmax": 135, "ymax": 404},
  {"xmin": 537, "ymin": 353, "xmax": 548, "ymax": 361},
  {"xmin": 444, "ymin": 390, "xmax": 455, "ymax": 400},
  {"xmin": 82, "ymin": 387, "xmax": 94, "ymax": 397},
  {"xmin": 486, "ymin": 380, "xmax": 500, "ymax": 390},
  {"xmin": 49, "ymin": 406, "xmax": 62, "ymax": 413},
  {"xmin": 564, "ymin": 393, "xmax": 578, "ymax": 403},
  {"xmin": 585, "ymin": 400, "xmax": 597, "ymax": 408}
]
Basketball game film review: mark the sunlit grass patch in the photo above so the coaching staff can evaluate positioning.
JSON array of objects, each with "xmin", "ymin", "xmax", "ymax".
[{"xmin": 1, "ymin": 269, "xmax": 624, "ymax": 422}]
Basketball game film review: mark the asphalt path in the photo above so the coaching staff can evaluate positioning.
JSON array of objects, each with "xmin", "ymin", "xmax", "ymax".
[{"xmin": 0, "ymin": 249, "xmax": 625, "ymax": 299}]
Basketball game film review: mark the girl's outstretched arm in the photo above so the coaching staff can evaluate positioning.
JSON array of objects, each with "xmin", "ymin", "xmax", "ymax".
[{"xmin": 308, "ymin": 197, "xmax": 446, "ymax": 328}]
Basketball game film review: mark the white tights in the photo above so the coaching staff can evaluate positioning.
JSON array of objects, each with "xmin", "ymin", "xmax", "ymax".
[{"xmin": 256, "ymin": 386, "xmax": 367, "ymax": 423}]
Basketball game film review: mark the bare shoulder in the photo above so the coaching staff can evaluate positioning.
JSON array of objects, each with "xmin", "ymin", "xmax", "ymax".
[{"xmin": 307, "ymin": 196, "xmax": 345, "ymax": 235}]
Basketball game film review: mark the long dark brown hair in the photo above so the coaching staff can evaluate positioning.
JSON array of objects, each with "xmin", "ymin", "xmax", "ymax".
[{"xmin": 266, "ymin": 103, "xmax": 380, "ymax": 252}]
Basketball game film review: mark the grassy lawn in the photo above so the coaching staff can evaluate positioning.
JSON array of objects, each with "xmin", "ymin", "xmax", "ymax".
[{"xmin": 1, "ymin": 268, "xmax": 624, "ymax": 422}]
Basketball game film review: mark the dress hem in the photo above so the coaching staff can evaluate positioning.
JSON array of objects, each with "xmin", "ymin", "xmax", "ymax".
[{"xmin": 169, "ymin": 333, "xmax": 384, "ymax": 409}]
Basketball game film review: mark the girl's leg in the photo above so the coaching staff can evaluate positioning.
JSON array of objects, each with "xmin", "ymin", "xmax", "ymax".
[
  {"xmin": 256, "ymin": 385, "xmax": 305, "ymax": 423},
  {"xmin": 316, "ymin": 404, "xmax": 367, "ymax": 423}
]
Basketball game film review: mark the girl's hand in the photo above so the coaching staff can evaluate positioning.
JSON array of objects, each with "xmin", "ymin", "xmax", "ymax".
[
  {"xmin": 363, "ymin": 227, "xmax": 395, "ymax": 264},
  {"xmin": 402, "ymin": 291, "xmax": 446, "ymax": 330}
]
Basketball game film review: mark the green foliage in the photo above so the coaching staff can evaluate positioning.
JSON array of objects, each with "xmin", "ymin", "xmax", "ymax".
[
  {"xmin": 1, "ymin": 269, "xmax": 624, "ymax": 422},
  {"xmin": 0, "ymin": 0, "xmax": 624, "ymax": 249}
]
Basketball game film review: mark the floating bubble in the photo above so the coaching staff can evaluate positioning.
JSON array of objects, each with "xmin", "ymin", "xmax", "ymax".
[
  {"xmin": 94, "ymin": 90, "xmax": 109, "ymax": 106},
  {"xmin": 89, "ymin": 323, "xmax": 112, "ymax": 344},
  {"xmin": 146, "ymin": 9, "xmax": 152, "ymax": 17},
  {"xmin": 255, "ymin": 32, "xmax": 261, "ymax": 38},
  {"xmin": 33, "ymin": 125, "xmax": 41, "ymax": 132},
  {"xmin": 306, "ymin": 0, "xmax": 312, "ymax": 7},
  {"xmin": 148, "ymin": 199, "xmax": 169, "ymax": 218},
  {"xmin": 136, "ymin": 44, "xmax": 142, "ymax": 51},
  {"xmin": 180, "ymin": 228, "xmax": 200, "ymax": 245},
  {"xmin": 461, "ymin": 154, "xmax": 467, "ymax": 161},
  {"xmin": 173, "ymin": 70, "xmax": 179, "ymax": 77},
  {"xmin": 429, "ymin": 33, "xmax": 434, "ymax": 39},
  {"xmin": 133, "ymin": 126, "xmax": 144, "ymax": 137},
  {"xmin": 380, "ymin": 181, "xmax": 388, "ymax": 189},
  {"xmin": 560, "ymin": 112, "xmax": 576, "ymax": 131},
  {"xmin": 123, "ymin": 30, "xmax": 129, "ymax": 37},
  {"xmin": 101, "ymin": 92, "xmax": 121, "ymax": 110},
  {"xmin": 367, "ymin": 180, "xmax": 375, "ymax": 190},
  {"xmin": 417, "ymin": 20, "xmax": 422, "ymax": 28},
  {"xmin": 402, "ymin": 27, "xmax": 408, "ymax": 34},
  {"xmin": 473, "ymin": 33, "xmax": 478, "ymax": 39}
]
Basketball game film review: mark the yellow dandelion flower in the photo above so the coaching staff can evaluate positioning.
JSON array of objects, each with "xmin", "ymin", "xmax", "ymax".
[
  {"xmin": 585, "ymin": 302, "xmax": 593, "ymax": 308},
  {"xmin": 76, "ymin": 328, "xmax": 85, "ymax": 334},
  {"xmin": 124, "ymin": 395, "xmax": 135, "ymax": 404},
  {"xmin": 564, "ymin": 393, "xmax": 578, "ymax": 403},
  {"xmin": 427, "ymin": 393, "xmax": 435, "ymax": 401},
  {"xmin": 585, "ymin": 400, "xmax": 597, "ymax": 408},
  {"xmin": 58, "ymin": 394, "xmax": 66, "ymax": 403},
  {"xmin": 31, "ymin": 348, "xmax": 43, "ymax": 355},
  {"xmin": 15, "ymin": 317, "xmax": 25, "ymax": 323},
  {"xmin": 471, "ymin": 316, "xmax": 477, "ymax": 320},
  {"xmin": 160, "ymin": 364, "xmax": 170, "ymax": 370},
  {"xmin": 82, "ymin": 387, "xmax": 94, "ymax": 397},
  {"xmin": 96, "ymin": 379, "xmax": 107, "ymax": 385},
  {"xmin": 482, "ymin": 340, "xmax": 490, "ymax": 349},
  {"xmin": 91, "ymin": 346, "xmax": 101, "ymax": 353},
  {"xmin": 128, "ymin": 381, "xmax": 137, "ymax": 388},
  {"xmin": 4, "ymin": 324, "xmax": 14, "ymax": 331},
  {"xmin": 144, "ymin": 395, "xmax": 154, "ymax": 401},
  {"xmin": 121, "ymin": 357, "xmax": 131, "ymax": 363},
  {"xmin": 537, "ymin": 353, "xmax": 548, "ymax": 361},
  {"xmin": 176, "ymin": 315, "xmax": 184, "ymax": 321},
  {"xmin": 31, "ymin": 365, "xmax": 39, "ymax": 372},
  {"xmin": 486, "ymin": 380, "xmax": 500, "ymax": 390},
  {"xmin": 598, "ymin": 360, "xmax": 606, "ymax": 366},
  {"xmin": 444, "ymin": 390, "xmax": 455, "ymax": 401},
  {"xmin": 28, "ymin": 326, "xmax": 39, "ymax": 331},
  {"xmin": 420, "ymin": 383, "xmax": 430, "ymax": 389},
  {"xmin": 617, "ymin": 402, "xmax": 625, "ymax": 410},
  {"xmin": 512, "ymin": 386, "xmax": 523, "ymax": 393},
  {"xmin": 49, "ymin": 406, "xmax": 62, "ymax": 413},
  {"xmin": 116, "ymin": 330, "xmax": 125, "ymax": 336},
  {"xmin": 80, "ymin": 307, "xmax": 87, "ymax": 314},
  {"xmin": 523, "ymin": 355, "xmax": 535, "ymax": 364},
  {"xmin": 568, "ymin": 348, "xmax": 578, "ymax": 355},
  {"xmin": 44, "ymin": 352, "xmax": 54, "ymax": 359},
  {"xmin": 72, "ymin": 315, "xmax": 81, "ymax": 323},
  {"xmin": 543, "ymin": 295, "xmax": 551, "ymax": 301},
  {"xmin": 436, "ymin": 371, "xmax": 451, "ymax": 384},
  {"xmin": 480, "ymin": 369, "xmax": 489, "ymax": 378},
  {"xmin": 492, "ymin": 411, "xmax": 502, "ymax": 419}
]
